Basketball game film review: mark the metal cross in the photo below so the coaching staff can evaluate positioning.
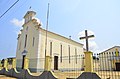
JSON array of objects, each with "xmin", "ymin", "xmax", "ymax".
[
  {"xmin": 29, "ymin": 6, "xmax": 31, "ymax": 10},
  {"xmin": 79, "ymin": 30, "xmax": 95, "ymax": 52}
]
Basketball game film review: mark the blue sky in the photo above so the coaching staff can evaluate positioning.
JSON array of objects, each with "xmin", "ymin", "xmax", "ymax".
[{"xmin": 0, "ymin": 0, "xmax": 120, "ymax": 59}]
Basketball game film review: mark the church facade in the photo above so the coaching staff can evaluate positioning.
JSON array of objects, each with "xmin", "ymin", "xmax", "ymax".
[
  {"xmin": 99, "ymin": 46, "xmax": 120, "ymax": 71},
  {"xmin": 16, "ymin": 11, "xmax": 84, "ymax": 72}
]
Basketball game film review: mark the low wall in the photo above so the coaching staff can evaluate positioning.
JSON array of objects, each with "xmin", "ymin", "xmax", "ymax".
[{"xmin": 0, "ymin": 68, "xmax": 58, "ymax": 79}]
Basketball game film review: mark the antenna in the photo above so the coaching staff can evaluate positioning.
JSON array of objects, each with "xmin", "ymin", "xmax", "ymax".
[{"xmin": 45, "ymin": 3, "xmax": 50, "ymax": 58}]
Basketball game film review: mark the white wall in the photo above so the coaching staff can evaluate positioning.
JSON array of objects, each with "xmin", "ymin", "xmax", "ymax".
[
  {"xmin": 38, "ymin": 28, "xmax": 84, "ymax": 71},
  {"xmin": 16, "ymin": 20, "xmax": 40, "ymax": 69}
]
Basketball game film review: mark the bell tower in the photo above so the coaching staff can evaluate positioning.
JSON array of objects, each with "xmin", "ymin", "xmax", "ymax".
[{"xmin": 23, "ymin": 11, "xmax": 36, "ymax": 23}]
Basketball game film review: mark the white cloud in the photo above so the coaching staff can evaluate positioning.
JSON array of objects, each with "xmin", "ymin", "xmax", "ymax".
[
  {"xmin": 15, "ymin": 30, "xmax": 22, "ymax": 35},
  {"xmin": 81, "ymin": 40, "xmax": 99, "ymax": 53},
  {"xmin": 89, "ymin": 41, "xmax": 98, "ymax": 51},
  {"xmin": 10, "ymin": 18, "xmax": 24, "ymax": 27},
  {"xmin": 10, "ymin": 18, "xmax": 24, "ymax": 35},
  {"xmin": 78, "ymin": 30, "xmax": 99, "ymax": 53},
  {"xmin": 33, "ymin": 17, "xmax": 43, "ymax": 26}
]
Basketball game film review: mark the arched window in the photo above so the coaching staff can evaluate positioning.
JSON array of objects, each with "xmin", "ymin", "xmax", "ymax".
[
  {"xmin": 24, "ymin": 35, "xmax": 27, "ymax": 48},
  {"xmin": 50, "ymin": 42, "xmax": 52, "ymax": 56},
  {"xmin": 26, "ymin": 26, "xmax": 28, "ymax": 31},
  {"xmin": 32, "ymin": 37, "xmax": 35, "ymax": 47},
  {"xmin": 75, "ymin": 48, "xmax": 77, "ymax": 64},
  {"xmin": 19, "ymin": 41, "xmax": 21, "ymax": 50},
  {"xmin": 60, "ymin": 44, "xmax": 62, "ymax": 63},
  {"xmin": 68, "ymin": 45, "xmax": 70, "ymax": 63}
]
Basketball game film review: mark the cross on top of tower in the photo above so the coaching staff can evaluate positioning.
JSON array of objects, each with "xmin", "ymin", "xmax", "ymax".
[
  {"xmin": 29, "ymin": 6, "xmax": 31, "ymax": 10},
  {"xmin": 79, "ymin": 30, "xmax": 95, "ymax": 52}
]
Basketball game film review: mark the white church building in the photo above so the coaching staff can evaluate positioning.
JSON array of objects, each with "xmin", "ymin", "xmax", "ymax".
[
  {"xmin": 99, "ymin": 46, "xmax": 120, "ymax": 71},
  {"xmin": 16, "ymin": 10, "xmax": 84, "ymax": 72}
]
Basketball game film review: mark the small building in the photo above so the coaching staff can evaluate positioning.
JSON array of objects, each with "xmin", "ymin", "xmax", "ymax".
[
  {"xmin": 99, "ymin": 46, "xmax": 120, "ymax": 71},
  {"xmin": 16, "ymin": 10, "xmax": 84, "ymax": 72}
]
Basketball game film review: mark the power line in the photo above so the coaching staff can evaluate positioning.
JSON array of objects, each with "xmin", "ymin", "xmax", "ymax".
[
  {"xmin": 0, "ymin": 0, "xmax": 29, "ymax": 26},
  {"xmin": 0, "ymin": 0, "xmax": 19, "ymax": 19}
]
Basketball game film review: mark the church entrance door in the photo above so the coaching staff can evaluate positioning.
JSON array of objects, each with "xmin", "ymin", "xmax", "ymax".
[
  {"xmin": 116, "ymin": 62, "xmax": 120, "ymax": 71},
  {"xmin": 54, "ymin": 56, "xmax": 58, "ymax": 70},
  {"xmin": 22, "ymin": 55, "xmax": 26, "ymax": 69}
]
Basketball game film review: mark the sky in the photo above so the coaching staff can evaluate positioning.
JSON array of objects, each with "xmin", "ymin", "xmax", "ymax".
[{"xmin": 0, "ymin": 0, "xmax": 120, "ymax": 59}]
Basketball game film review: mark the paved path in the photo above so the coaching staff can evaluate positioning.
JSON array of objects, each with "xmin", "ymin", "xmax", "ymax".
[{"xmin": 0, "ymin": 75, "xmax": 16, "ymax": 79}]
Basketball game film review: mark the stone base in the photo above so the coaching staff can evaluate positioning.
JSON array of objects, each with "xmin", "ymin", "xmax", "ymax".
[{"xmin": 77, "ymin": 72, "xmax": 101, "ymax": 79}]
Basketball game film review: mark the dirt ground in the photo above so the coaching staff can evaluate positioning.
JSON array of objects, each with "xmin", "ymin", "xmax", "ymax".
[
  {"xmin": 0, "ymin": 71, "xmax": 120, "ymax": 79},
  {"xmin": 0, "ymin": 75, "xmax": 16, "ymax": 79}
]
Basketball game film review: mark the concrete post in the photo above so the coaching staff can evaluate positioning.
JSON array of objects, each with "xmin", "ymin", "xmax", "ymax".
[
  {"xmin": 12, "ymin": 58, "xmax": 16, "ymax": 68},
  {"xmin": 24, "ymin": 57, "xmax": 29, "ymax": 69},
  {"xmin": 44, "ymin": 56, "xmax": 52, "ymax": 71},
  {"xmin": 84, "ymin": 51, "xmax": 93, "ymax": 72},
  {"xmin": 4, "ymin": 59, "xmax": 8, "ymax": 69}
]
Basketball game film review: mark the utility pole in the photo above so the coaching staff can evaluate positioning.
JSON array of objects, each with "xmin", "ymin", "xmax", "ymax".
[{"xmin": 45, "ymin": 3, "xmax": 50, "ymax": 62}]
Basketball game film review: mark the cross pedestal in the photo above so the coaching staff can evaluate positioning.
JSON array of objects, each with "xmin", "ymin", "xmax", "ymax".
[
  {"xmin": 44, "ymin": 56, "xmax": 52, "ymax": 71},
  {"xmin": 84, "ymin": 51, "xmax": 93, "ymax": 72}
]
